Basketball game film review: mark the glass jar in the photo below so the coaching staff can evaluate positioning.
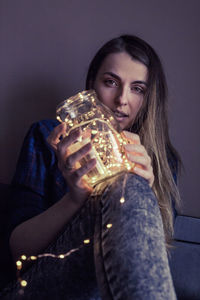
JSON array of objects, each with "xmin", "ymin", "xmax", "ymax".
[{"xmin": 56, "ymin": 90, "xmax": 134, "ymax": 187}]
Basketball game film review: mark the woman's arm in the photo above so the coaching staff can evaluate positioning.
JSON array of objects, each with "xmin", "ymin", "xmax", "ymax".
[
  {"xmin": 9, "ymin": 192, "xmax": 83, "ymax": 262},
  {"xmin": 10, "ymin": 122, "xmax": 96, "ymax": 262}
]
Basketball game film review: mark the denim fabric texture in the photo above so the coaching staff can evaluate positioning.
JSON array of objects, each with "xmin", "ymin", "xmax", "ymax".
[{"xmin": 1, "ymin": 173, "xmax": 176, "ymax": 300}]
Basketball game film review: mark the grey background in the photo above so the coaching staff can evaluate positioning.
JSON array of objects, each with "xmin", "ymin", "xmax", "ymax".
[{"xmin": 0, "ymin": 0, "xmax": 199, "ymax": 216}]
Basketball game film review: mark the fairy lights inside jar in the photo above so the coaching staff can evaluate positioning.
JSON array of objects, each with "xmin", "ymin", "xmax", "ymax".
[{"xmin": 56, "ymin": 90, "xmax": 134, "ymax": 187}]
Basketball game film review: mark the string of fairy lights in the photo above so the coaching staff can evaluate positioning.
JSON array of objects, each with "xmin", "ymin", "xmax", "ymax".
[{"xmin": 15, "ymin": 173, "xmax": 128, "ymax": 296}]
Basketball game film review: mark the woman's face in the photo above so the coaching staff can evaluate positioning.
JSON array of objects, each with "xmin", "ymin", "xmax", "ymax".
[{"xmin": 93, "ymin": 52, "xmax": 148, "ymax": 130}]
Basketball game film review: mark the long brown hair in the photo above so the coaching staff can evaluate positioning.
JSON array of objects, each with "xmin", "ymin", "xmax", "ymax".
[{"xmin": 86, "ymin": 35, "xmax": 182, "ymax": 244}]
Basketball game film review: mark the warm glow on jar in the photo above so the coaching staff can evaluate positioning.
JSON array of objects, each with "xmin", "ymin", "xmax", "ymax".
[{"xmin": 56, "ymin": 90, "xmax": 134, "ymax": 187}]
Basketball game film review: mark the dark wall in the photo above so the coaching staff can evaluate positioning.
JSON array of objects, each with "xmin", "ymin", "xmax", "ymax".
[{"xmin": 0, "ymin": 0, "xmax": 200, "ymax": 216}]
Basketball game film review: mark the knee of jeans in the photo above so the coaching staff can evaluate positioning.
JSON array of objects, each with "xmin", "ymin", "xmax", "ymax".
[
  {"xmin": 126, "ymin": 173, "xmax": 159, "ymax": 212},
  {"xmin": 127, "ymin": 173, "xmax": 151, "ymax": 192},
  {"xmin": 101, "ymin": 173, "xmax": 160, "ymax": 218}
]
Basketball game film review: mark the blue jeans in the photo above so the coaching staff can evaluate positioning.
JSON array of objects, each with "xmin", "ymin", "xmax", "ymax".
[{"xmin": 1, "ymin": 173, "xmax": 176, "ymax": 299}]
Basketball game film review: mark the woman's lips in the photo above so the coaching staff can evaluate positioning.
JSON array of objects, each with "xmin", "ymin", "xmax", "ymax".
[{"xmin": 114, "ymin": 110, "xmax": 129, "ymax": 121}]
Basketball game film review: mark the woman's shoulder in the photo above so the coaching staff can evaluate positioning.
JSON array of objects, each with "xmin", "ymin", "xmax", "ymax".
[
  {"xmin": 14, "ymin": 119, "xmax": 60, "ymax": 177},
  {"xmin": 27, "ymin": 119, "xmax": 60, "ymax": 140}
]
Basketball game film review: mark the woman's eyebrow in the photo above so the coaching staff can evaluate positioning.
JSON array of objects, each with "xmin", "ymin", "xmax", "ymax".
[
  {"xmin": 103, "ymin": 71, "xmax": 121, "ymax": 80},
  {"xmin": 103, "ymin": 72, "xmax": 147, "ymax": 86},
  {"xmin": 133, "ymin": 80, "xmax": 147, "ymax": 86}
]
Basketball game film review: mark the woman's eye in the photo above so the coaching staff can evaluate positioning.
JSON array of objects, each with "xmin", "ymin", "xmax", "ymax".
[
  {"xmin": 104, "ymin": 79, "xmax": 118, "ymax": 87},
  {"xmin": 131, "ymin": 86, "xmax": 144, "ymax": 94}
]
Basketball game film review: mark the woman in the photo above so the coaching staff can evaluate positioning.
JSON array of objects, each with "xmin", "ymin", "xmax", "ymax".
[{"xmin": 2, "ymin": 35, "xmax": 180, "ymax": 299}]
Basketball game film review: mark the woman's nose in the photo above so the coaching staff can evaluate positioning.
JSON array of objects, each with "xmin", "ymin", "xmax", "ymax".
[{"xmin": 115, "ymin": 87, "xmax": 128, "ymax": 106}]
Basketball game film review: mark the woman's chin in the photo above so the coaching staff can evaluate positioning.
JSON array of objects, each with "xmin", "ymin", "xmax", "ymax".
[{"xmin": 117, "ymin": 119, "xmax": 132, "ymax": 131}]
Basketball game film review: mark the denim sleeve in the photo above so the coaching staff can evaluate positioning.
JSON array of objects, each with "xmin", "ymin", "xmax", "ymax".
[{"xmin": 9, "ymin": 119, "xmax": 68, "ymax": 235}]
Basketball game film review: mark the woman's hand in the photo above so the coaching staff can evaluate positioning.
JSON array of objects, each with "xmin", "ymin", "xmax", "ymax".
[
  {"xmin": 123, "ymin": 131, "xmax": 154, "ymax": 187},
  {"xmin": 47, "ymin": 123, "xmax": 96, "ymax": 204}
]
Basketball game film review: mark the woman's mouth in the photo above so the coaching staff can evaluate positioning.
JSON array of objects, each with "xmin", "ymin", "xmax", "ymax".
[{"xmin": 113, "ymin": 110, "xmax": 129, "ymax": 121}]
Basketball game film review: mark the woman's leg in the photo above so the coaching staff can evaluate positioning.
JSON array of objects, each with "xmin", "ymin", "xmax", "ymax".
[
  {"xmin": 1, "ymin": 172, "xmax": 176, "ymax": 300},
  {"xmin": 94, "ymin": 173, "xmax": 177, "ymax": 300}
]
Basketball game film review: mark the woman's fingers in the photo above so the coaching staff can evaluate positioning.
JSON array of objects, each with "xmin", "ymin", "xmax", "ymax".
[
  {"xmin": 47, "ymin": 124, "xmax": 96, "ymax": 201},
  {"xmin": 69, "ymin": 158, "xmax": 96, "ymax": 184},
  {"xmin": 125, "ymin": 144, "xmax": 151, "ymax": 164},
  {"xmin": 47, "ymin": 123, "xmax": 67, "ymax": 150},
  {"xmin": 125, "ymin": 144, "xmax": 151, "ymax": 166},
  {"xmin": 126, "ymin": 152, "xmax": 151, "ymax": 169},
  {"xmin": 62, "ymin": 142, "xmax": 92, "ymax": 171},
  {"xmin": 122, "ymin": 130, "xmax": 140, "ymax": 144},
  {"xmin": 123, "ymin": 136, "xmax": 154, "ymax": 187},
  {"xmin": 133, "ymin": 165, "xmax": 154, "ymax": 187},
  {"xmin": 66, "ymin": 158, "xmax": 97, "ymax": 201},
  {"xmin": 58, "ymin": 138, "xmax": 96, "ymax": 188},
  {"xmin": 125, "ymin": 143, "xmax": 147, "ymax": 156},
  {"xmin": 57, "ymin": 129, "xmax": 81, "ymax": 160}
]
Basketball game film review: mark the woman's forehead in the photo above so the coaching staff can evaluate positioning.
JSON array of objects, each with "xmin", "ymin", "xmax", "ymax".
[{"xmin": 98, "ymin": 52, "xmax": 148, "ymax": 82}]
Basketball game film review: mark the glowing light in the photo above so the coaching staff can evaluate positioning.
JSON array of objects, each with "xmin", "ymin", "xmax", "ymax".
[
  {"xmin": 30, "ymin": 256, "xmax": 37, "ymax": 260},
  {"xmin": 106, "ymin": 223, "xmax": 112, "ymax": 229},
  {"xmin": 120, "ymin": 197, "xmax": 125, "ymax": 203},
  {"xmin": 16, "ymin": 260, "xmax": 22, "ymax": 270},
  {"xmin": 83, "ymin": 239, "xmax": 90, "ymax": 244},
  {"xmin": 21, "ymin": 255, "xmax": 27, "ymax": 260},
  {"xmin": 92, "ymin": 130, "xmax": 97, "ymax": 134},
  {"xmin": 21, "ymin": 280, "xmax": 27, "ymax": 287},
  {"xmin": 59, "ymin": 254, "xmax": 65, "ymax": 259}
]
